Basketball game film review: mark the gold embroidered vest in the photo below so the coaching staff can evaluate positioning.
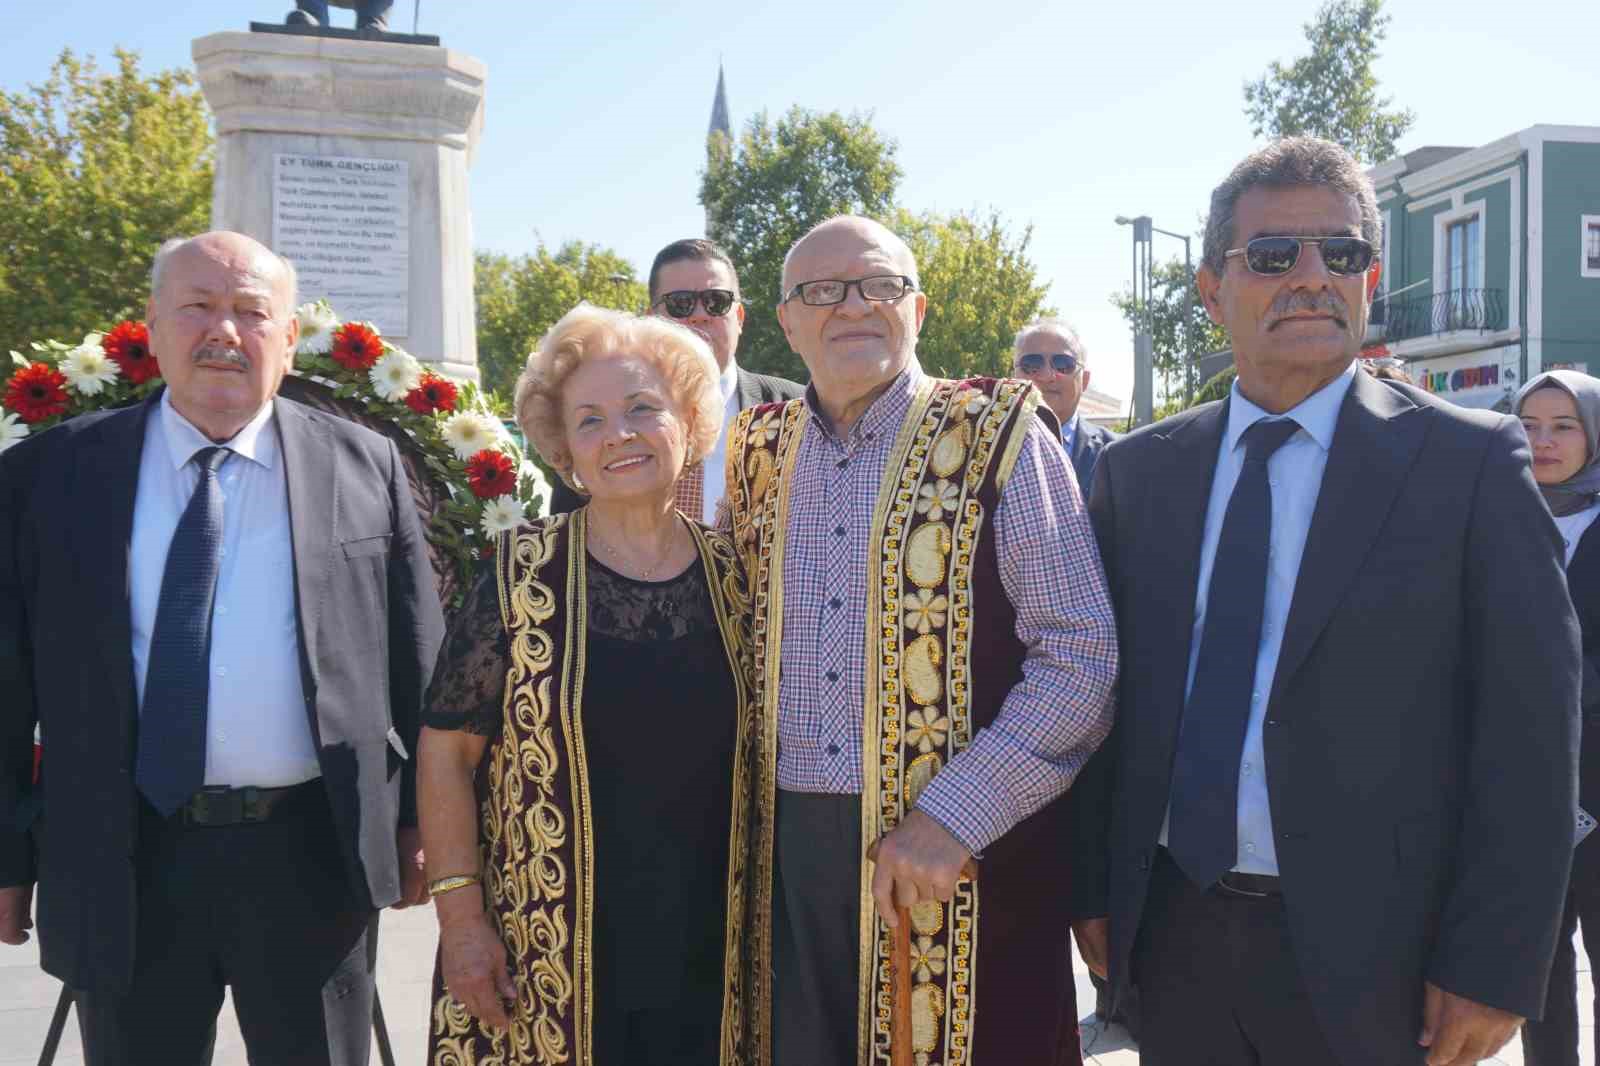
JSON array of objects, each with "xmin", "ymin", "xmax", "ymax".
[
  {"xmin": 427, "ymin": 510, "xmax": 767, "ymax": 1065},
  {"xmin": 728, "ymin": 377, "xmax": 1079, "ymax": 1066}
]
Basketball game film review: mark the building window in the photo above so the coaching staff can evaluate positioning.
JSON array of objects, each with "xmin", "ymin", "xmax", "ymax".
[
  {"xmin": 1445, "ymin": 214, "xmax": 1482, "ymax": 328},
  {"xmin": 1584, "ymin": 215, "xmax": 1600, "ymax": 279}
]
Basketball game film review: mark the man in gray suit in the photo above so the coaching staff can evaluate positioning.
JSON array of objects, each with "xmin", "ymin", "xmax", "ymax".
[
  {"xmin": 1012, "ymin": 318, "xmax": 1116, "ymax": 494},
  {"xmin": 1071, "ymin": 137, "xmax": 1579, "ymax": 1066}
]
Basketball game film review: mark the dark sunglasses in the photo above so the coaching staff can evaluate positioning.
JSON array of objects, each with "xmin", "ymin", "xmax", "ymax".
[
  {"xmin": 1224, "ymin": 236, "xmax": 1375, "ymax": 277},
  {"xmin": 1016, "ymin": 353, "xmax": 1080, "ymax": 376},
  {"xmin": 653, "ymin": 288, "xmax": 737, "ymax": 318}
]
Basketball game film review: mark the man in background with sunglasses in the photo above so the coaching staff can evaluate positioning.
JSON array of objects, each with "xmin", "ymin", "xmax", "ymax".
[
  {"xmin": 1013, "ymin": 318, "xmax": 1118, "ymax": 495},
  {"xmin": 1071, "ymin": 136, "xmax": 1579, "ymax": 1066},
  {"xmin": 548, "ymin": 238, "xmax": 801, "ymax": 517}
]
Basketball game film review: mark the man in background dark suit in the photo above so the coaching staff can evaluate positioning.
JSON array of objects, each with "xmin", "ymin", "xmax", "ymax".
[
  {"xmin": 1012, "ymin": 317, "xmax": 1117, "ymax": 495},
  {"xmin": 1072, "ymin": 138, "xmax": 1580, "ymax": 1066},
  {"xmin": 0, "ymin": 232, "xmax": 445, "ymax": 1065},
  {"xmin": 550, "ymin": 238, "xmax": 801, "ymax": 517}
]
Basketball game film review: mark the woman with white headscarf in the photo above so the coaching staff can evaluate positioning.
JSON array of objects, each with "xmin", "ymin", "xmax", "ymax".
[{"xmin": 1518, "ymin": 369, "xmax": 1600, "ymax": 1066}]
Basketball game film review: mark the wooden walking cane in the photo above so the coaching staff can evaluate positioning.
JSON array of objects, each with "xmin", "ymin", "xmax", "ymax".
[{"xmin": 870, "ymin": 844, "xmax": 979, "ymax": 1066}]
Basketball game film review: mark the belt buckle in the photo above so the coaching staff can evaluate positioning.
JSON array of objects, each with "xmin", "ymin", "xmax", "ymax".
[{"xmin": 190, "ymin": 786, "xmax": 243, "ymax": 826}]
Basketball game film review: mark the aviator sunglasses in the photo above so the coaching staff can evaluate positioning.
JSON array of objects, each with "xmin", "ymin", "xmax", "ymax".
[
  {"xmin": 1016, "ymin": 353, "xmax": 1080, "ymax": 376},
  {"xmin": 1224, "ymin": 236, "xmax": 1375, "ymax": 277},
  {"xmin": 654, "ymin": 288, "xmax": 737, "ymax": 318}
]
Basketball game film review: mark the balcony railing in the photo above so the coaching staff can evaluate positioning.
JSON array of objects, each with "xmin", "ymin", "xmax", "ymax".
[{"xmin": 1377, "ymin": 288, "xmax": 1507, "ymax": 342}]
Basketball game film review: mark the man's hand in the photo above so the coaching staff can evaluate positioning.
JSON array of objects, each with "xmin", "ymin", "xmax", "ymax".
[
  {"xmin": 1418, "ymin": 981, "xmax": 1522, "ymax": 1066},
  {"xmin": 0, "ymin": 883, "xmax": 34, "ymax": 946},
  {"xmin": 868, "ymin": 810, "xmax": 973, "ymax": 931},
  {"xmin": 1071, "ymin": 917, "xmax": 1109, "ymax": 980},
  {"xmin": 439, "ymin": 912, "xmax": 516, "ymax": 1030},
  {"xmin": 391, "ymin": 827, "xmax": 426, "ymax": 909}
]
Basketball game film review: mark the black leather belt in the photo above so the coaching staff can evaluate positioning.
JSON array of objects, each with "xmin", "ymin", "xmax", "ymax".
[
  {"xmin": 1213, "ymin": 870, "xmax": 1283, "ymax": 899},
  {"xmin": 177, "ymin": 781, "xmax": 321, "ymax": 827}
]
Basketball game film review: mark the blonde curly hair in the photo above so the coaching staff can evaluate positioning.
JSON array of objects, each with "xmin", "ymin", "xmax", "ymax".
[{"xmin": 514, "ymin": 303, "xmax": 723, "ymax": 492}]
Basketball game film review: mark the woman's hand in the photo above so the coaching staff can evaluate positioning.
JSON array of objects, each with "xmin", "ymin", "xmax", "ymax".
[{"xmin": 439, "ymin": 911, "xmax": 517, "ymax": 1030}]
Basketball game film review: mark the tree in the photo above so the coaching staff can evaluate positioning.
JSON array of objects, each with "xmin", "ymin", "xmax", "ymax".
[
  {"xmin": 473, "ymin": 242, "xmax": 646, "ymax": 399},
  {"xmin": 0, "ymin": 50, "xmax": 213, "ymax": 352},
  {"xmin": 1243, "ymin": 0, "xmax": 1415, "ymax": 164},
  {"xmin": 1111, "ymin": 257, "xmax": 1228, "ymax": 403},
  {"xmin": 897, "ymin": 208, "xmax": 1054, "ymax": 379},
  {"xmin": 702, "ymin": 106, "xmax": 901, "ymax": 381}
]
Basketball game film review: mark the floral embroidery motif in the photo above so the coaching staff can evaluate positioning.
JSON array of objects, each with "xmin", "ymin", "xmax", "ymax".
[
  {"xmin": 905, "ymin": 709, "xmax": 950, "ymax": 753},
  {"xmin": 902, "ymin": 589, "xmax": 949, "ymax": 634},
  {"xmin": 915, "ymin": 478, "xmax": 960, "ymax": 521},
  {"xmin": 910, "ymin": 936, "xmax": 948, "ymax": 982}
]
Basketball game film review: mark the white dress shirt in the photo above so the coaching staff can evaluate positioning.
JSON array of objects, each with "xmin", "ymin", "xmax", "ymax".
[
  {"xmin": 129, "ymin": 392, "xmax": 319, "ymax": 788},
  {"xmin": 1555, "ymin": 500, "xmax": 1600, "ymax": 567},
  {"xmin": 1060, "ymin": 412, "xmax": 1081, "ymax": 456},
  {"xmin": 699, "ymin": 359, "xmax": 742, "ymax": 525},
  {"xmin": 1161, "ymin": 361, "xmax": 1357, "ymax": 876}
]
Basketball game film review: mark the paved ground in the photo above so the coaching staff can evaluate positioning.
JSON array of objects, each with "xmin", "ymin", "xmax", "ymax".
[{"xmin": 1, "ymin": 903, "xmax": 1591, "ymax": 1064}]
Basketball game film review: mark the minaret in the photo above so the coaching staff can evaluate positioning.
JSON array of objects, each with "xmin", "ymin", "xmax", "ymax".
[{"xmin": 706, "ymin": 63, "xmax": 730, "ymax": 236}]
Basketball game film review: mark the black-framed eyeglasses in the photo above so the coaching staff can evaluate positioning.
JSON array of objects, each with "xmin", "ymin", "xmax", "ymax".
[
  {"xmin": 1016, "ymin": 352, "xmax": 1081, "ymax": 376},
  {"xmin": 1224, "ymin": 236, "xmax": 1375, "ymax": 277},
  {"xmin": 783, "ymin": 274, "xmax": 916, "ymax": 307},
  {"xmin": 653, "ymin": 289, "xmax": 737, "ymax": 319}
]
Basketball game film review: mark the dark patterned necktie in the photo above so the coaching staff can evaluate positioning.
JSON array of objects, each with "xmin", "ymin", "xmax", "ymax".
[
  {"xmin": 136, "ymin": 445, "xmax": 232, "ymax": 816},
  {"xmin": 1166, "ymin": 417, "xmax": 1301, "ymax": 888}
]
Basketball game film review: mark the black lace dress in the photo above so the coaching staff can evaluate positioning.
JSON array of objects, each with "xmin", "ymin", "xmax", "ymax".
[{"xmin": 424, "ymin": 553, "xmax": 737, "ymax": 1064}]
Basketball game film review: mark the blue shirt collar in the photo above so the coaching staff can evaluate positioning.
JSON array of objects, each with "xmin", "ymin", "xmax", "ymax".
[{"xmin": 1224, "ymin": 360, "xmax": 1357, "ymax": 455}]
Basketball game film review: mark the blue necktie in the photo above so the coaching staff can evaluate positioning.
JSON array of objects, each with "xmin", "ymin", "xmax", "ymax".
[
  {"xmin": 1167, "ymin": 417, "xmax": 1301, "ymax": 888},
  {"xmin": 136, "ymin": 445, "xmax": 232, "ymax": 816}
]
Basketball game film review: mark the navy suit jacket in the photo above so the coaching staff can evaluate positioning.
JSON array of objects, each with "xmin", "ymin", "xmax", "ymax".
[
  {"xmin": 1072, "ymin": 369, "xmax": 1579, "ymax": 1061},
  {"xmin": 0, "ymin": 391, "xmax": 445, "ymax": 993}
]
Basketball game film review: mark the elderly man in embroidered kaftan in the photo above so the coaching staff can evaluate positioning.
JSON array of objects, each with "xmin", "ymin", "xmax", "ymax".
[{"xmin": 724, "ymin": 216, "xmax": 1119, "ymax": 1066}]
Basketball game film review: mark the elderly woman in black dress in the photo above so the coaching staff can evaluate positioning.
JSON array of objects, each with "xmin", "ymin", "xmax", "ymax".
[{"xmin": 417, "ymin": 304, "xmax": 764, "ymax": 1066}]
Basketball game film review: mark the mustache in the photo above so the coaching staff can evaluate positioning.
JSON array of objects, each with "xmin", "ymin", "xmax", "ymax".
[
  {"xmin": 1267, "ymin": 289, "xmax": 1348, "ymax": 329},
  {"xmin": 191, "ymin": 345, "xmax": 251, "ymax": 370}
]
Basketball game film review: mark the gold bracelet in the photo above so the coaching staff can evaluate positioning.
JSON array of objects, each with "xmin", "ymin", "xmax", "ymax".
[{"xmin": 427, "ymin": 874, "xmax": 482, "ymax": 898}]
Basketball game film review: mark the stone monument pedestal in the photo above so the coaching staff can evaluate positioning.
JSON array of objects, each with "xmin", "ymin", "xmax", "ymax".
[{"xmin": 193, "ymin": 31, "xmax": 485, "ymax": 380}]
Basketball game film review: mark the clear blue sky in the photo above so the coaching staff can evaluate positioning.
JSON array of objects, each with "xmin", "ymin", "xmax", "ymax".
[{"xmin": 7, "ymin": 0, "xmax": 1593, "ymax": 403}]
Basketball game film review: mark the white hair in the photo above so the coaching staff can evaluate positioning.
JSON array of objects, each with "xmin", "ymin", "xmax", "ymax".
[
  {"xmin": 1013, "ymin": 317, "xmax": 1088, "ymax": 363},
  {"xmin": 150, "ymin": 234, "xmax": 299, "ymax": 312}
]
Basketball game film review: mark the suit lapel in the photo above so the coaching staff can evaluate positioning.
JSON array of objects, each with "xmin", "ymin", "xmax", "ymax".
[
  {"xmin": 1148, "ymin": 403, "xmax": 1229, "ymax": 712},
  {"xmin": 1268, "ymin": 372, "xmax": 1427, "ymax": 707},
  {"xmin": 275, "ymin": 397, "xmax": 336, "ymax": 691},
  {"xmin": 735, "ymin": 367, "xmax": 761, "ymax": 411},
  {"xmin": 75, "ymin": 398, "xmax": 156, "ymax": 720}
]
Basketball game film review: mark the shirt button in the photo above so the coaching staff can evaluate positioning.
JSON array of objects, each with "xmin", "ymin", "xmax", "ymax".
[
  {"xmin": 216, "ymin": 666, "xmax": 228, "ymax": 677},
  {"xmin": 216, "ymin": 604, "xmax": 227, "ymax": 615},
  {"xmin": 1242, "ymin": 762, "xmax": 1253, "ymax": 775},
  {"xmin": 1244, "ymin": 842, "xmax": 1256, "ymax": 854},
  {"xmin": 826, "ymin": 743, "xmax": 840, "ymax": 756},
  {"xmin": 825, "ymin": 670, "xmax": 839, "ymax": 682},
  {"xmin": 834, "ymin": 525, "xmax": 846, "ymax": 537},
  {"xmin": 1252, "ymin": 690, "xmax": 1260, "ymax": 701},
  {"xmin": 836, "ymin": 458, "xmax": 849, "ymax": 470},
  {"xmin": 830, "ymin": 597, "xmax": 842, "ymax": 610}
]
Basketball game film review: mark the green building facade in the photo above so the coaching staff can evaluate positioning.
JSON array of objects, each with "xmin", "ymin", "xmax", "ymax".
[{"xmin": 1367, "ymin": 125, "xmax": 1600, "ymax": 409}]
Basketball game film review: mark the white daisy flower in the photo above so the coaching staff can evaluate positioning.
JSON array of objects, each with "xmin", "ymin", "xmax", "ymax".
[
  {"xmin": 369, "ymin": 350, "xmax": 423, "ymax": 402},
  {"xmin": 479, "ymin": 494, "xmax": 526, "ymax": 536},
  {"xmin": 0, "ymin": 412, "xmax": 29, "ymax": 454},
  {"xmin": 441, "ymin": 411, "xmax": 501, "ymax": 460},
  {"xmin": 59, "ymin": 342, "xmax": 120, "ymax": 396},
  {"xmin": 295, "ymin": 300, "xmax": 340, "ymax": 354}
]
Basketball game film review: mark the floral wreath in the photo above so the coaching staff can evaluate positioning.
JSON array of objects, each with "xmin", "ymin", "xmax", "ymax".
[{"xmin": 2, "ymin": 302, "xmax": 547, "ymax": 591}]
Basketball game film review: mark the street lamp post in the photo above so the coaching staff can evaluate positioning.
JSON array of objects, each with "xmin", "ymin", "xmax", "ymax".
[{"xmin": 1116, "ymin": 215, "xmax": 1198, "ymax": 414}]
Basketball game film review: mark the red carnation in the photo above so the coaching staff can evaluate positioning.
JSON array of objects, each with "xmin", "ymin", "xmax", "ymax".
[
  {"xmin": 465, "ymin": 448, "xmax": 517, "ymax": 498},
  {"xmin": 331, "ymin": 322, "xmax": 384, "ymax": 372},
  {"xmin": 405, "ymin": 372, "xmax": 458, "ymax": 415},
  {"xmin": 100, "ymin": 320, "xmax": 160, "ymax": 384},
  {"xmin": 4, "ymin": 362, "xmax": 70, "ymax": 423}
]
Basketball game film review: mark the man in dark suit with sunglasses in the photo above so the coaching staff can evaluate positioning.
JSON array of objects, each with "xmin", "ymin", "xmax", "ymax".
[
  {"xmin": 1070, "ymin": 136, "xmax": 1579, "ymax": 1066},
  {"xmin": 1013, "ymin": 318, "xmax": 1117, "ymax": 496},
  {"xmin": 549, "ymin": 238, "xmax": 801, "ymax": 518}
]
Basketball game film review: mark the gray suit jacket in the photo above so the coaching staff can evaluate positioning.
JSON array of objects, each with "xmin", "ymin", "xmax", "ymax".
[
  {"xmin": 0, "ymin": 391, "xmax": 446, "ymax": 992},
  {"xmin": 549, "ymin": 364, "xmax": 804, "ymax": 514},
  {"xmin": 1072, "ymin": 369, "xmax": 1579, "ymax": 1061}
]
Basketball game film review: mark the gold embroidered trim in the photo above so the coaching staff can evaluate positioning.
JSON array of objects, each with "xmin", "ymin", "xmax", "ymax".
[{"xmin": 564, "ymin": 510, "xmax": 595, "ymax": 1065}]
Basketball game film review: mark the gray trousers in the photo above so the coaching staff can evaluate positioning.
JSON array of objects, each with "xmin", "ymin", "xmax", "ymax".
[{"xmin": 773, "ymin": 790, "xmax": 862, "ymax": 1066}]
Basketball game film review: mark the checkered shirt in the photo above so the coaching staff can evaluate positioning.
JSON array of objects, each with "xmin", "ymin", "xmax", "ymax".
[{"xmin": 775, "ymin": 361, "xmax": 1119, "ymax": 853}]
